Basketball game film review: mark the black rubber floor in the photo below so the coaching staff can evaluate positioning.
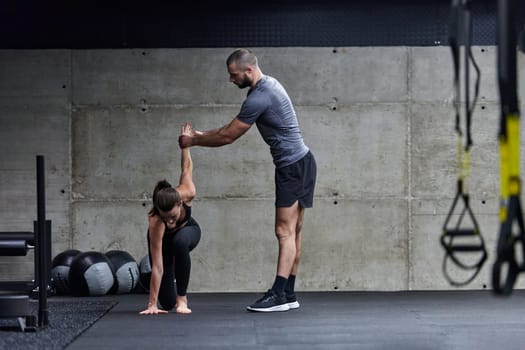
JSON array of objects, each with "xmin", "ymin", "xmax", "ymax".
[
  {"xmin": 62, "ymin": 290, "xmax": 525, "ymax": 350},
  {"xmin": 0, "ymin": 299, "xmax": 116, "ymax": 350}
]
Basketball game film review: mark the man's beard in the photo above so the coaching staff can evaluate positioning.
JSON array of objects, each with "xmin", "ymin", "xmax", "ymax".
[{"xmin": 236, "ymin": 75, "xmax": 252, "ymax": 89}]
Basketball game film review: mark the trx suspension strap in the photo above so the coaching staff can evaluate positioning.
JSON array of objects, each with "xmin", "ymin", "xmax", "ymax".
[
  {"xmin": 492, "ymin": 0, "xmax": 525, "ymax": 295},
  {"xmin": 441, "ymin": 0, "xmax": 487, "ymax": 286}
]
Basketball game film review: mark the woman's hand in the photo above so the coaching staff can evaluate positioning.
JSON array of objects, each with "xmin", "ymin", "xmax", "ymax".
[
  {"xmin": 181, "ymin": 122, "xmax": 195, "ymax": 137},
  {"xmin": 179, "ymin": 122, "xmax": 195, "ymax": 148},
  {"xmin": 139, "ymin": 304, "xmax": 169, "ymax": 315}
]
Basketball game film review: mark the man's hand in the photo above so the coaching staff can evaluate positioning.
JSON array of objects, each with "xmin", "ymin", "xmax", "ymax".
[{"xmin": 178, "ymin": 118, "xmax": 250, "ymax": 148}]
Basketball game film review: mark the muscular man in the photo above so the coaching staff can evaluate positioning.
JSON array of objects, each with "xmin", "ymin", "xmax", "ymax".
[{"xmin": 179, "ymin": 48, "xmax": 316, "ymax": 312}]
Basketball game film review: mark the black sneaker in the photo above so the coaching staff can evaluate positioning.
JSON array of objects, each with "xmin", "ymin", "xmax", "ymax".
[
  {"xmin": 286, "ymin": 294, "xmax": 300, "ymax": 310},
  {"xmin": 246, "ymin": 290, "xmax": 290, "ymax": 312}
]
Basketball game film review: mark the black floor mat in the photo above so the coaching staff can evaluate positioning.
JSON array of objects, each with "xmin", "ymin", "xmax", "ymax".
[{"xmin": 0, "ymin": 299, "xmax": 117, "ymax": 350}]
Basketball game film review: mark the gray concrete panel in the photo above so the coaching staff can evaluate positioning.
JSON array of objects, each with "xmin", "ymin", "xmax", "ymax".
[
  {"xmin": 0, "ymin": 96, "xmax": 71, "ymax": 264},
  {"xmin": 410, "ymin": 47, "xmax": 453, "ymax": 103},
  {"xmin": 0, "ymin": 97, "xmax": 70, "ymax": 171},
  {"xmin": 299, "ymin": 104, "xmax": 407, "ymax": 199},
  {"xmin": 410, "ymin": 46, "xmax": 498, "ymax": 103},
  {"xmin": 410, "ymin": 102, "xmax": 500, "ymax": 199},
  {"xmin": 0, "ymin": 50, "xmax": 71, "ymax": 259},
  {"xmin": 190, "ymin": 199, "xmax": 277, "ymax": 292},
  {"xmin": 0, "ymin": 50, "xmax": 70, "ymax": 98},
  {"xmin": 411, "ymin": 198, "xmax": 499, "ymax": 290},
  {"xmin": 255, "ymin": 47, "xmax": 409, "ymax": 105},
  {"xmin": 298, "ymin": 198, "xmax": 409, "ymax": 291},
  {"xmin": 71, "ymin": 201, "xmax": 148, "ymax": 261},
  {"xmin": 72, "ymin": 48, "xmax": 244, "ymax": 106}
]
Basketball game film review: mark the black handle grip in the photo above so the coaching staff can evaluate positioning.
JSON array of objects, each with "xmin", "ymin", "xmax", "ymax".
[
  {"xmin": 447, "ymin": 244, "xmax": 485, "ymax": 252},
  {"xmin": 444, "ymin": 229, "xmax": 477, "ymax": 237}
]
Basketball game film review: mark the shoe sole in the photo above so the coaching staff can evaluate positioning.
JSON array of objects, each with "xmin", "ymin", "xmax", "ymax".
[
  {"xmin": 246, "ymin": 304, "xmax": 290, "ymax": 312},
  {"xmin": 287, "ymin": 301, "xmax": 300, "ymax": 309}
]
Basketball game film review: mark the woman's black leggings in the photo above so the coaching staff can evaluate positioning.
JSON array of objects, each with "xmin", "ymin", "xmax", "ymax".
[{"xmin": 148, "ymin": 217, "xmax": 201, "ymax": 310}]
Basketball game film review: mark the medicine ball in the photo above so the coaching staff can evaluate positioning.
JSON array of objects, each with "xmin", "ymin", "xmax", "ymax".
[
  {"xmin": 51, "ymin": 249, "xmax": 82, "ymax": 295},
  {"xmin": 138, "ymin": 254, "xmax": 151, "ymax": 293},
  {"xmin": 105, "ymin": 250, "xmax": 139, "ymax": 294},
  {"xmin": 69, "ymin": 251, "xmax": 115, "ymax": 296}
]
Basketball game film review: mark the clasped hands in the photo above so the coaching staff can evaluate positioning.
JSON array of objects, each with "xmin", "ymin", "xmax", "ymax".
[{"xmin": 179, "ymin": 122, "xmax": 196, "ymax": 149}]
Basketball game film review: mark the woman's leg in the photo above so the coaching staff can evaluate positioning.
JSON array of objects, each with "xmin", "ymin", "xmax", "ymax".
[
  {"xmin": 171, "ymin": 220, "xmax": 201, "ymax": 313},
  {"xmin": 156, "ymin": 238, "xmax": 177, "ymax": 311}
]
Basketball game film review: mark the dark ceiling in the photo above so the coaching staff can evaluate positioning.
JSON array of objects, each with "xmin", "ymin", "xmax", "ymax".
[{"xmin": 0, "ymin": 0, "xmax": 501, "ymax": 49}]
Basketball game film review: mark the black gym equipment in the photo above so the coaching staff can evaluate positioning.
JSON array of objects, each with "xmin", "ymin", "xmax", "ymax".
[
  {"xmin": 492, "ymin": 0, "xmax": 525, "ymax": 295},
  {"xmin": 51, "ymin": 249, "xmax": 82, "ymax": 295},
  {"xmin": 440, "ymin": 0, "xmax": 487, "ymax": 286},
  {"xmin": 106, "ymin": 250, "xmax": 139, "ymax": 294},
  {"xmin": 0, "ymin": 155, "xmax": 52, "ymax": 331},
  {"xmin": 68, "ymin": 251, "xmax": 115, "ymax": 297},
  {"xmin": 138, "ymin": 254, "xmax": 152, "ymax": 293}
]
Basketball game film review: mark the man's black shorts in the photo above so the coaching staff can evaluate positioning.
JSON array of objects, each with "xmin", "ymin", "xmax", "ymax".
[{"xmin": 275, "ymin": 151, "xmax": 317, "ymax": 208}]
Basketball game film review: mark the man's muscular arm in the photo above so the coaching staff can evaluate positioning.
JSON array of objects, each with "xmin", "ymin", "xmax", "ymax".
[{"xmin": 179, "ymin": 118, "xmax": 251, "ymax": 148}]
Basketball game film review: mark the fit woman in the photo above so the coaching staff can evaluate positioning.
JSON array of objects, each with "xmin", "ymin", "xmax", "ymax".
[{"xmin": 140, "ymin": 123, "xmax": 201, "ymax": 315}]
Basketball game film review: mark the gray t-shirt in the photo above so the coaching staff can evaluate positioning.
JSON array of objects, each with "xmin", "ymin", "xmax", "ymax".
[{"xmin": 236, "ymin": 75, "xmax": 309, "ymax": 168}]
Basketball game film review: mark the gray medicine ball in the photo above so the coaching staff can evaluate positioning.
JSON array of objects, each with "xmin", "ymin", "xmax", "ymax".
[
  {"xmin": 105, "ymin": 250, "xmax": 139, "ymax": 294},
  {"xmin": 69, "ymin": 251, "xmax": 115, "ymax": 296}
]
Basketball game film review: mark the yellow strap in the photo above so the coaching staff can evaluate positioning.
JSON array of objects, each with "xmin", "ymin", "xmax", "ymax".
[
  {"xmin": 507, "ymin": 114, "xmax": 521, "ymax": 196},
  {"xmin": 499, "ymin": 134, "xmax": 509, "ymax": 221},
  {"xmin": 464, "ymin": 149, "xmax": 470, "ymax": 194},
  {"xmin": 457, "ymin": 136, "xmax": 464, "ymax": 181},
  {"xmin": 456, "ymin": 135, "xmax": 470, "ymax": 195},
  {"xmin": 499, "ymin": 113, "xmax": 521, "ymax": 222}
]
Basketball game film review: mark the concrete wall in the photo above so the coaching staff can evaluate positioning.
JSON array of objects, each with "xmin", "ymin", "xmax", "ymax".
[{"xmin": 1, "ymin": 47, "xmax": 524, "ymax": 292}]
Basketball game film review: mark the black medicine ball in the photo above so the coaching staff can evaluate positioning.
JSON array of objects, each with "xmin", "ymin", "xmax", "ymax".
[
  {"xmin": 51, "ymin": 249, "xmax": 82, "ymax": 295},
  {"xmin": 105, "ymin": 250, "xmax": 140, "ymax": 294},
  {"xmin": 69, "ymin": 251, "xmax": 115, "ymax": 296},
  {"xmin": 138, "ymin": 254, "xmax": 152, "ymax": 293}
]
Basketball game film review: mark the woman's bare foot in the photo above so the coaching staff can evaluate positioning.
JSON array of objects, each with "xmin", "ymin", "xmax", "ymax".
[{"xmin": 176, "ymin": 295, "xmax": 192, "ymax": 314}]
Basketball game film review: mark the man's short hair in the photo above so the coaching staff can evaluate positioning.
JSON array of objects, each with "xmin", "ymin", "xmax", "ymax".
[{"xmin": 226, "ymin": 48, "xmax": 258, "ymax": 68}]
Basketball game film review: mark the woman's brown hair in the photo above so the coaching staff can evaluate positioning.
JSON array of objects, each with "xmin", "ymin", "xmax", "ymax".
[{"xmin": 149, "ymin": 180, "xmax": 181, "ymax": 216}]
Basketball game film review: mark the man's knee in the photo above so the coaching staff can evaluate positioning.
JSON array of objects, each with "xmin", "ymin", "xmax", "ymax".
[{"xmin": 275, "ymin": 224, "xmax": 295, "ymax": 242}]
